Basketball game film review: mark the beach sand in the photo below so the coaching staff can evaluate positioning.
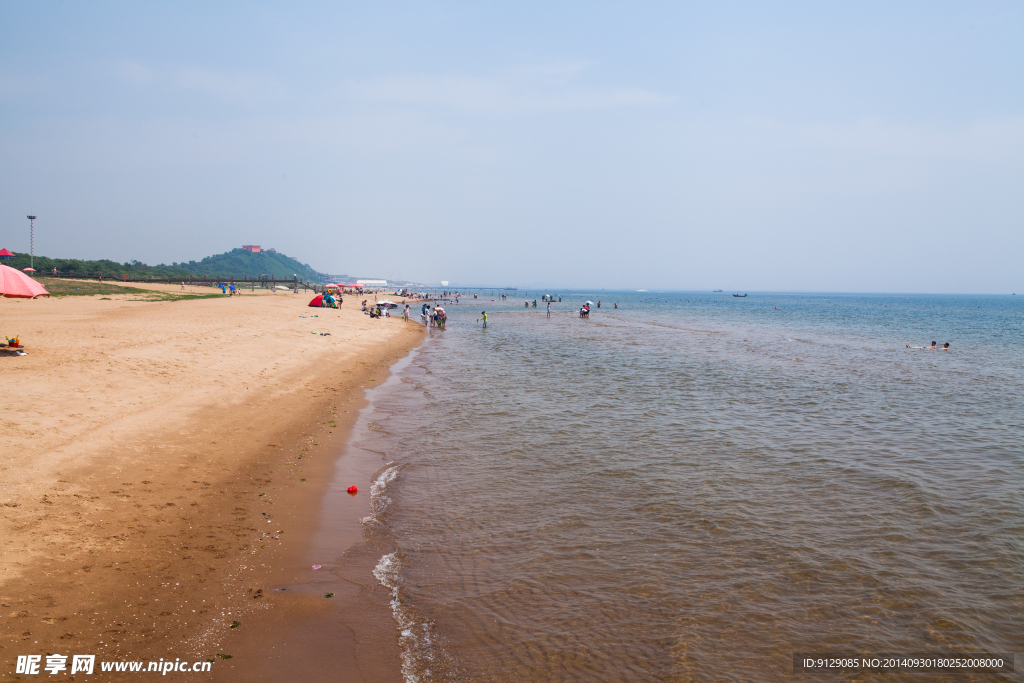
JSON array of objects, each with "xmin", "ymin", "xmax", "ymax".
[{"xmin": 0, "ymin": 282, "xmax": 423, "ymax": 680}]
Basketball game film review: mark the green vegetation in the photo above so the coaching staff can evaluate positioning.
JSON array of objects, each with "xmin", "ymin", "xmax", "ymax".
[
  {"xmin": 35, "ymin": 279, "xmax": 151, "ymax": 297},
  {"xmin": 3, "ymin": 247, "xmax": 321, "ymax": 281},
  {"xmin": 36, "ymin": 278, "xmax": 223, "ymax": 302}
]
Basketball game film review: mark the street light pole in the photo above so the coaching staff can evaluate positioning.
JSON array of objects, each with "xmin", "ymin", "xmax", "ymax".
[{"xmin": 26, "ymin": 216, "xmax": 36, "ymax": 270}]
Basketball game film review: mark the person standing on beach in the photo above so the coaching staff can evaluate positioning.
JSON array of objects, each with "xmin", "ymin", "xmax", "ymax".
[
  {"xmin": 547, "ymin": 301, "xmax": 551, "ymax": 317},
  {"xmin": 481, "ymin": 311, "xmax": 488, "ymax": 328}
]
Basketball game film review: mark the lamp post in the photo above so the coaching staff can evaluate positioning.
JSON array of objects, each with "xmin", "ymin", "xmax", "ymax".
[{"xmin": 26, "ymin": 216, "xmax": 36, "ymax": 270}]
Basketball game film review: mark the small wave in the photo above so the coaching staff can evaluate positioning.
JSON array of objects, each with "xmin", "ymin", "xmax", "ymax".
[
  {"xmin": 361, "ymin": 462, "xmax": 401, "ymax": 526},
  {"xmin": 368, "ymin": 420, "xmax": 392, "ymax": 434},
  {"xmin": 374, "ymin": 552, "xmax": 438, "ymax": 683}
]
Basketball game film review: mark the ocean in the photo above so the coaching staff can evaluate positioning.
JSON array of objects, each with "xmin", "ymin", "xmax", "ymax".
[{"xmin": 344, "ymin": 292, "xmax": 1023, "ymax": 682}]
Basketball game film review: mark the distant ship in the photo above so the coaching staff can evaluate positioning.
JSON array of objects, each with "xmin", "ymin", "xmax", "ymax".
[
  {"xmin": 713, "ymin": 289, "xmax": 723, "ymax": 292},
  {"xmin": 733, "ymin": 293, "xmax": 747, "ymax": 297}
]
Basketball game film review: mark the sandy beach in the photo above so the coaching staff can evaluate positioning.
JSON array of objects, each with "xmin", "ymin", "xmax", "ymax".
[{"xmin": 0, "ymin": 282, "xmax": 423, "ymax": 680}]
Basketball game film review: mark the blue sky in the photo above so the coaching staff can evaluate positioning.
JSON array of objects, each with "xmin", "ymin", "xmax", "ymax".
[{"xmin": 1, "ymin": 1, "xmax": 1021, "ymax": 292}]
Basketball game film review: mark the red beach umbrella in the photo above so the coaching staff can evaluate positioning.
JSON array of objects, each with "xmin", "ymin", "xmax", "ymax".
[
  {"xmin": 22, "ymin": 267, "xmax": 37, "ymax": 273},
  {"xmin": 1, "ymin": 264, "xmax": 49, "ymax": 298}
]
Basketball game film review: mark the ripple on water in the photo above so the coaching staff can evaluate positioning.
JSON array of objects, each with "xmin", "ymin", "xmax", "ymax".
[{"xmin": 356, "ymin": 293, "xmax": 1023, "ymax": 681}]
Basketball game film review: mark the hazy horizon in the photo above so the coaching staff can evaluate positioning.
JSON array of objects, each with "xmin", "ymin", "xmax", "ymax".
[{"xmin": 2, "ymin": 2, "xmax": 1022, "ymax": 294}]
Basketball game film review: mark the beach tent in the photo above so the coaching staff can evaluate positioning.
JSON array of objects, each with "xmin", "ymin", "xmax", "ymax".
[
  {"xmin": 308, "ymin": 294, "xmax": 323, "ymax": 307},
  {"xmin": 0, "ymin": 264, "xmax": 49, "ymax": 299}
]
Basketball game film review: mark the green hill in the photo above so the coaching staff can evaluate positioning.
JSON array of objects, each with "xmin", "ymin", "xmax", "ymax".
[{"xmin": 2, "ymin": 248, "xmax": 322, "ymax": 281}]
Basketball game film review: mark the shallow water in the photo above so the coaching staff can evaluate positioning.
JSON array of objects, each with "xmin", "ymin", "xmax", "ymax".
[{"xmin": 353, "ymin": 292, "xmax": 1023, "ymax": 682}]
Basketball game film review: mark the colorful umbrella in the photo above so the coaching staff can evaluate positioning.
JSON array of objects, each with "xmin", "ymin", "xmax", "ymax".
[{"xmin": 1, "ymin": 264, "xmax": 49, "ymax": 298}]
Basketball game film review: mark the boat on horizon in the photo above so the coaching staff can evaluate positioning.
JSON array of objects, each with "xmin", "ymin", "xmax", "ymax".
[
  {"xmin": 713, "ymin": 289, "xmax": 723, "ymax": 292},
  {"xmin": 733, "ymin": 293, "xmax": 747, "ymax": 297}
]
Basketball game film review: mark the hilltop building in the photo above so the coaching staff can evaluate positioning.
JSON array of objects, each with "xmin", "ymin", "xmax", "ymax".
[
  {"xmin": 0, "ymin": 248, "xmax": 14, "ymax": 261},
  {"xmin": 242, "ymin": 244, "xmax": 261, "ymax": 253}
]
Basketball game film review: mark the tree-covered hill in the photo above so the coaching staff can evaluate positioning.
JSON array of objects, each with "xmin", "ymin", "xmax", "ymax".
[{"xmin": 1, "ymin": 248, "xmax": 322, "ymax": 281}]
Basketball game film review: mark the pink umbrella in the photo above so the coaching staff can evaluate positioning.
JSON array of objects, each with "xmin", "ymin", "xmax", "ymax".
[
  {"xmin": 0, "ymin": 264, "xmax": 49, "ymax": 298},
  {"xmin": 22, "ymin": 267, "xmax": 37, "ymax": 273}
]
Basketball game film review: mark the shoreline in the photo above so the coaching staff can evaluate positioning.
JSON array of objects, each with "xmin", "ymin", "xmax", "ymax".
[
  {"xmin": 214, "ymin": 348, "xmax": 425, "ymax": 683},
  {"xmin": 0, "ymin": 282, "xmax": 424, "ymax": 679}
]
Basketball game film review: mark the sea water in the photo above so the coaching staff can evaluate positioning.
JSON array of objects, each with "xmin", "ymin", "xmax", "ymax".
[{"xmin": 353, "ymin": 292, "xmax": 1023, "ymax": 682}]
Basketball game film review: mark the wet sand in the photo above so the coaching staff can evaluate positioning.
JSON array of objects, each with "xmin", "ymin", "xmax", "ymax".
[{"xmin": 0, "ymin": 282, "xmax": 423, "ymax": 680}]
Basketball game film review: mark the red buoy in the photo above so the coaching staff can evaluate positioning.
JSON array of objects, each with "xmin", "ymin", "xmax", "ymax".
[{"xmin": 347, "ymin": 485, "xmax": 358, "ymax": 494}]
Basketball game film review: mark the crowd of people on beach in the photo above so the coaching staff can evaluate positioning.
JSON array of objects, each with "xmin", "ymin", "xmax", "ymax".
[
  {"xmin": 361, "ymin": 299, "xmax": 391, "ymax": 318},
  {"xmin": 393, "ymin": 302, "xmax": 448, "ymax": 328},
  {"xmin": 303, "ymin": 286, "xmax": 626, "ymax": 331}
]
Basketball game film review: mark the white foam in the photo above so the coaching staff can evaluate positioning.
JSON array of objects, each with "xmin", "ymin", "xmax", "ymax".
[
  {"xmin": 373, "ymin": 551, "xmax": 437, "ymax": 683},
  {"xmin": 361, "ymin": 463, "xmax": 401, "ymax": 525}
]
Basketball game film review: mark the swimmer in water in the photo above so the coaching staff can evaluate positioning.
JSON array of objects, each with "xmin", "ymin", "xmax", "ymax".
[{"xmin": 906, "ymin": 341, "xmax": 950, "ymax": 350}]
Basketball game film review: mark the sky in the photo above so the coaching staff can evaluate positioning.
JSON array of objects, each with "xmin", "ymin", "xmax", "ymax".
[{"xmin": 1, "ymin": 1, "xmax": 1021, "ymax": 293}]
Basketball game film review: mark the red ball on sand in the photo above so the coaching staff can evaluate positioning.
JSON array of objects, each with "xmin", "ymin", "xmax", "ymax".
[{"xmin": 347, "ymin": 485, "xmax": 358, "ymax": 494}]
